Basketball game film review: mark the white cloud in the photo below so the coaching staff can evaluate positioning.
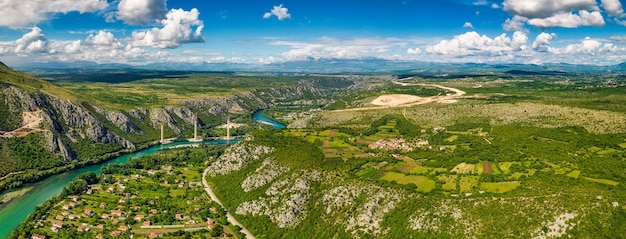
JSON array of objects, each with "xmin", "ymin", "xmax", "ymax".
[
  {"xmin": 463, "ymin": 22, "xmax": 474, "ymax": 28},
  {"xmin": 263, "ymin": 5, "xmax": 291, "ymax": 20},
  {"xmin": 502, "ymin": 15, "xmax": 527, "ymax": 31},
  {"xmin": 0, "ymin": 0, "xmax": 108, "ymax": 28},
  {"xmin": 407, "ymin": 48, "xmax": 421, "ymax": 54},
  {"xmin": 601, "ymin": 0, "xmax": 625, "ymax": 17},
  {"xmin": 491, "ymin": 3, "xmax": 500, "ymax": 9},
  {"xmin": 553, "ymin": 37, "xmax": 603, "ymax": 55},
  {"xmin": 616, "ymin": 18, "xmax": 626, "ymax": 26},
  {"xmin": 527, "ymin": 10, "xmax": 605, "ymax": 28},
  {"xmin": 15, "ymin": 27, "xmax": 49, "ymax": 53},
  {"xmin": 85, "ymin": 31, "xmax": 117, "ymax": 45},
  {"xmin": 532, "ymin": 32, "xmax": 556, "ymax": 52},
  {"xmin": 503, "ymin": 0, "xmax": 597, "ymax": 19},
  {"xmin": 473, "ymin": 0, "xmax": 488, "ymax": 5},
  {"xmin": 129, "ymin": 8, "xmax": 204, "ymax": 49},
  {"xmin": 609, "ymin": 35, "xmax": 626, "ymax": 43},
  {"xmin": 116, "ymin": 0, "xmax": 167, "ymax": 25},
  {"xmin": 425, "ymin": 31, "xmax": 528, "ymax": 56},
  {"xmin": 260, "ymin": 37, "xmax": 409, "ymax": 63}
]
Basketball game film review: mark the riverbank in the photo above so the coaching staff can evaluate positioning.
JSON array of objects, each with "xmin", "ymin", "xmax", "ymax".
[
  {"xmin": 0, "ymin": 141, "xmax": 157, "ymax": 194},
  {"xmin": 0, "ymin": 187, "xmax": 32, "ymax": 206}
]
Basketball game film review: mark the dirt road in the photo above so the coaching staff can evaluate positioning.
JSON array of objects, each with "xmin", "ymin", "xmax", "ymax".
[{"xmin": 332, "ymin": 82, "xmax": 466, "ymax": 112}]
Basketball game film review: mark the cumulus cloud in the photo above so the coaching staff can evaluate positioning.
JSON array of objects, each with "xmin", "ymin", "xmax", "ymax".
[
  {"xmin": 129, "ymin": 8, "xmax": 204, "ymax": 49},
  {"xmin": 503, "ymin": 0, "xmax": 597, "ymax": 19},
  {"xmin": 501, "ymin": 0, "xmax": 612, "ymax": 29},
  {"xmin": 463, "ymin": 22, "xmax": 475, "ymax": 28},
  {"xmin": 407, "ymin": 48, "xmax": 421, "ymax": 54},
  {"xmin": 15, "ymin": 27, "xmax": 49, "ymax": 53},
  {"xmin": 527, "ymin": 10, "xmax": 605, "ymax": 28},
  {"xmin": 0, "ymin": 0, "xmax": 108, "ymax": 28},
  {"xmin": 601, "ymin": 0, "xmax": 625, "ymax": 17},
  {"xmin": 85, "ymin": 31, "xmax": 117, "ymax": 45},
  {"xmin": 263, "ymin": 5, "xmax": 291, "ymax": 20},
  {"xmin": 425, "ymin": 31, "xmax": 528, "ymax": 56},
  {"xmin": 116, "ymin": 0, "xmax": 167, "ymax": 25},
  {"xmin": 502, "ymin": 15, "xmax": 527, "ymax": 31},
  {"xmin": 491, "ymin": 3, "xmax": 500, "ymax": 9},
  {"xmin": 532, "ymin": 32, "xmax": 556, "ymax": 52},
  {"xmin": 553, "ymin": 37, "xmax": 603, "ymax": 55}
]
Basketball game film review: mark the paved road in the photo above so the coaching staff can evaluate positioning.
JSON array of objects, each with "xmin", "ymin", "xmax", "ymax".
[{"xmin": 202, "ymin": 168, "xmax": 256, "ymax": 239}]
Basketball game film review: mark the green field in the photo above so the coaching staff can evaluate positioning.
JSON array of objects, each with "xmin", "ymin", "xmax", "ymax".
[
  {"xmin": 480, "ymin": 181, "xmax": 521, "ymax": 193},
  {"xmin": 381, "ymin": 172, "xmax": 436, "ymax": 192}
]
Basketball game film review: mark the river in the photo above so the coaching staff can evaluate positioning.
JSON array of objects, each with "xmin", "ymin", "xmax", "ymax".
[
  {"xmin": 252, "ymin": 110, "xmax": 286, "ymax": 129},
  {"xmin": 0, "ymin": 110, "xmax": 285, "ymax": 238}
]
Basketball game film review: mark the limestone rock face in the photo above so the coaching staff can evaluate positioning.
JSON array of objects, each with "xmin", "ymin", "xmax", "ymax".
[{"xmin": 94, "ymin": 106, "xmax": 140, "ymax": 134}]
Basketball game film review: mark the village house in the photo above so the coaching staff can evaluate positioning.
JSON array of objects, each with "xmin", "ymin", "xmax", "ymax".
[
  {"xmin": 119, "ymin": 196, "xmax": 129, "ymax": 203},
  {"xmin": 69, "ymin": 201, "xmax": 78, "ymax": 208},
  {"xmin": 55, "ymin": 215, "xmax": 65, "ymax": 221},
  {"xmin": 51, "ymin": 221, "xmax": 63, "ymax": 232},
  {"xmin": 86, "ymin": 188, "xmax": 93, "ymax": 195},
  {"xmin": 72, "ymin": 195, "xmax": 80, "ymax": 202},
  {"xmin": 101, "ymin": 213, "xmax": 111, "ymax": 219},
  {"xmin": 84, "ymin": 209, "xmax": 95, "ymax": 217},
  {"xmin": 110, "ymin": 230, "xmax": 122, "ymax": 236},
  {"xmin": 62, "ymin": 204, "xmax": 70, "ymax": 210},
  {"xmin": 68, "ymin": 214, "xmax": 79, "ymax": 220},
  {"xmin": 119, "ymin": 225, "xmax": 129, "ymax": 231},
  {"xmin": 135, "ymin": 214, "xmax": 145, "ymax": 221},
  {"xmin": 96, "ymin": 234, "xmax": 104, "ymax": 239},
  {"xmin": 99, "ymin": 202, "xmax": 107, "ymax": 209},
  {"xmin": 111, "ymin": 210, "xmax": 124, "ymax": 217},
  {"xmin": 77, "ymin": 225, "xmax": 89, "ymax": 232},
  {"xmin": 31, "ymin": 234, "xmax": 46, "ymax": 239},
  {"xmin": 149, "ymin": 232, "xmax": 161, "ymax": 238},
  {"xmin": 175, "ymin": 213, "xmax": 184, "ymax": 220},
  {"xmin": 143, "ymin": 220, "xmax": 151, "ymax": 226}
]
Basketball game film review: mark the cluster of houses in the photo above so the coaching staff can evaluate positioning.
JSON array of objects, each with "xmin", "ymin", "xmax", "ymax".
[
  {"xmin": 36, "ymin": 168, "xmax": 220, "ymax": 239},
  {"xmin": 368, "ymin": 138, "xmax": 414, "ymax": 152}
]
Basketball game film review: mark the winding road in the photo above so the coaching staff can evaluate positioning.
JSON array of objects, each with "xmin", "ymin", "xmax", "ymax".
[{"xmin": 202, "ymin": 167, "xmax": 256, "ymax": 239}]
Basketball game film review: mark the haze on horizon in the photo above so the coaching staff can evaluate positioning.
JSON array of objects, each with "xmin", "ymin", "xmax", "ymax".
[{"xmin": 1, "ymin": 0, "xmax": 626, "ymax": 68}]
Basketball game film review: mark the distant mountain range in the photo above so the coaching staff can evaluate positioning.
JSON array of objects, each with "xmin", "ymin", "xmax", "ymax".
[{"xmin": 12, "ymin": 59, "xmax": 626, "ymax": 74}]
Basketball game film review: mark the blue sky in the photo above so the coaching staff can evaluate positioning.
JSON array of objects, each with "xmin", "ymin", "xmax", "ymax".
[{"xmin": 1, "ymin": 0, "xmax": 626, "ymax": 67}]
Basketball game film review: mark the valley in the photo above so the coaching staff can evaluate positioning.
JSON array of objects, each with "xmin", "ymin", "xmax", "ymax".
[{"xmin": 1, "ymin": 64, "xmax": 626, "ymax": 238}]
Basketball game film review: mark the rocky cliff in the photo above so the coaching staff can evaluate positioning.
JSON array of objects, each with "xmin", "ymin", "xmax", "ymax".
[{"xmin": 0, "ymin": 64, "xmax": 353, "ymax": 189}]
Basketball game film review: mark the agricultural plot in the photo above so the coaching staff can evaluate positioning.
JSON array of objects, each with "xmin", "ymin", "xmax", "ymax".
[
  {"xmin": 497, "ymin": 162, "xmax": 519, "ymax": 174},
  {"xmin": 451, "ymin": 163, "xmax": 475, "ymax": 174},
  {"xmin": 480, "ymin": 181, "xmax": 521, "ymax": 193},
  {"xmin": 459, "ymin": 176, "xmax": 480, "ymax": 193},
  {"xmin": 582, "ymin": 177, "xmax": 620, "ymax": 186},
  {"xmin": 381, "ymin": 172, "xmax": 436, "ymax": 192},
  {"xmin": 394, "ymin": 163, "xmax": 418, "ymax": 174},
  {"xmin": 437, "ymin": 175, "xmax": 458, "ymax": 191}
]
